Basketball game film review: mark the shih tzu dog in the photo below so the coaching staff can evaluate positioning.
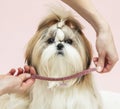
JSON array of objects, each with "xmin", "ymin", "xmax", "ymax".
[
  {"xmin": 25, "ymin": 8, "xmax": 102, "ymax": 109},
  {"xmin": 0, "ymin": 8, "xmax": 102, "ymax": 109}
]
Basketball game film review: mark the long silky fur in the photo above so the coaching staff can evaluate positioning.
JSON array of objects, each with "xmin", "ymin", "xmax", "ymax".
[{"xmin": 0, "ymin": 7, "xmax": 102, "ymax": 109}]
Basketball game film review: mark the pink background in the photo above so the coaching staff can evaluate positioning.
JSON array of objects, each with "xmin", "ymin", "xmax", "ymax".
[{"xmin": 0, "ymin": 0, "xmax": 120, "ymax": 93}]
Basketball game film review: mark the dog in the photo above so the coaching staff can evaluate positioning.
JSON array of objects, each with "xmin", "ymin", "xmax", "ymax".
[{"xmin": 0, "ymin": 8, "xmax": 102, "ymax": 109}]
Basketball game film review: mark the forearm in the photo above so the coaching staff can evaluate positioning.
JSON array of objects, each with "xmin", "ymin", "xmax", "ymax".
[{"xmin": 62, "ymin": 0, "xmax": 109, "ymax": 34}]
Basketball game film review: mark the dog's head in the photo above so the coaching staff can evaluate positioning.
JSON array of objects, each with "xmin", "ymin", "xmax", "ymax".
[{"xmin": 25, "ymin": 13, "xmax": 92, "ymax": 87}]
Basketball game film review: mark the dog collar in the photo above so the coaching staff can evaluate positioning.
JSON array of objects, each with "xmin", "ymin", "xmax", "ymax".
[{"xmin": 31, "ymin": 68, "xmax": 96, "ymax": 81}]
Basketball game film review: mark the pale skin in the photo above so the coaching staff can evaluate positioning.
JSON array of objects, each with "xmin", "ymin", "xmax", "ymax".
[
  {"xmin": 0, "ymin": 65, "xmax": 36, "ymax": 95},
  {"xmin": 62, "ymin": 0, "xmax": 119, "ymax": 73}
]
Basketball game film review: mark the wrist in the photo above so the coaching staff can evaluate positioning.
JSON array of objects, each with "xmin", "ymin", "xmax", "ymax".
[
  {"xmin": 84, "ymin": 10, "xmax": 110, "ymax": 35},
  {"xmin": 93, "ymin": 18, "xmax": 110, "ymax": 36}
]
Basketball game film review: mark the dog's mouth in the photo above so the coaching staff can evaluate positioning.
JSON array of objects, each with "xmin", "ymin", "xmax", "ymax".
[{"xmin": 57, "ymin": 51, "xmax": 64, "ymax": 56}]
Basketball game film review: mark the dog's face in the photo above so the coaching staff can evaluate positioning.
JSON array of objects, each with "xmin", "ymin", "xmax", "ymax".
[{"xmin": 25, "ymin": 15, "xmax": 92, "ymax": 87}]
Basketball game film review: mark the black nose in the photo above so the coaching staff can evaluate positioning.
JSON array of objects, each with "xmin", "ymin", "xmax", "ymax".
[{"xmin": 57, "ymin": 43, "xmax": 64, "ymax": 50}]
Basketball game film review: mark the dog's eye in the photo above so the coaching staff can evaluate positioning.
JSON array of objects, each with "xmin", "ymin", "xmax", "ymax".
[
  {"xmin": 65, "ymin": 39, "xmax": 73, "ymax": 45},
  {"xmin": 47, "ymin": 37, "xmax": 55, "ymax": 44}
]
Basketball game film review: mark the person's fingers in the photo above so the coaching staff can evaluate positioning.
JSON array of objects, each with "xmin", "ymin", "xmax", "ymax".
[
  {"xmin": 20, "ymin": 72, "xmax": 35, "ymax": 91},
  {"xmin": 24, "ymin": 65, "xmax": 30, "ymax": 73},
  {"xmin": 93, "ymin": 57, "xmax": 98, "ymax": 67},
  {"xmin": 102, "ymin": 57, "xmax": 116, "ymax": 73},
  {"xmin": 102, "ymin": 66, "xmax": 113, "ymax": 73},
  {"xmin": 30, "ymin": 66, "xmax": 36, "ymax": 75},
  {"xmin": 18, "ymin": 73, "xmax": 31, "ymax": 82},
  {"xmin": 18, "ymin": 72, "xmax": 35, "ymax": 92},
  {"xmin": 17, "ymin": 67, "xmax": 24, "ymax": 76},
  {"xmin": 94, "ymin": 55, "xmax": 118, "ymax": 73},
  {"xmin": 96, "ymin": 52, "xmax": 106, "ymax": 72},
  {"xmin": 8, "ymin": 69, "xmax": 16, "ymax": 75},
  {"xmin": 20, "ymin": 79, "xmax": 35, "ymax": 91},
  {"xmin": 93, "ymin": 57, "xmax": 98, "ymax": 61}
]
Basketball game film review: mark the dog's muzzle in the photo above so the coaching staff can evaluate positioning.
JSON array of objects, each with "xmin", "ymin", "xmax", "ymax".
[{"xmin": 56, "ymin": 43, "xmax": 64, "ymax": 55}]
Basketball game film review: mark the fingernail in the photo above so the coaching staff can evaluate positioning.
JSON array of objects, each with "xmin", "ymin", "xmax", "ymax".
[
  {"xmin": 97, "ymin": 66, "xmax": 102, "ymax": 72},
  {"xmin": 25, "ymin": 74, "xmax": 31, "ymax": 78}
]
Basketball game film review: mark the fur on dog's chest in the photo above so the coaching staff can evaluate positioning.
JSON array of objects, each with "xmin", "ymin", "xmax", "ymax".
[{"xmin": 29, "ymin": 81, "xmax": 100, "ymax": 109}]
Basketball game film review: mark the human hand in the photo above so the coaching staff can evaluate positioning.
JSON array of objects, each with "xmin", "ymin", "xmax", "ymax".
[
  {"xmin": 93, "ymin": 27, "xmax": 119, "ymax": 73},
  {"xmin": 0, "ymin": 65, "xmax": 36, "ymax": 95},
  {"xmin": 61, "ymin": 0, "xmax": 119, "ymax": 73}
]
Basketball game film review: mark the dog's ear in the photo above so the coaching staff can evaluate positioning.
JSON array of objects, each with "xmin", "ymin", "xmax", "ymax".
[
  {"xmin": 67, "ymin": 18, "xmax": 92, "ymax": 68},
  {"xmin": 25, "ymin": 31, "xmax": 41, "ymax": 65},
  {"xmin": 25, "ymin": 14, "xmax": 60, "ymax": 65},
  {"xmin": 84, "ymin": 38, "xmax": 92, "ymax": 68},
  {"xmin": 65, "ymin": 18, "xmax": 92, "ymax": 68},
  {"xmin": 25, "ymin": 36, "xmax": 35, "ymax": 65},
  {"xmin": 82, "ymin": 33, "xmax": 92, "ymax": 68},
  {"xmin": 65, "ymin": 17, "xmax": 84, "ymax": 34},
  {"xmin": 65, "ymin": 19, "xmax": 83, "ymax": 30}
]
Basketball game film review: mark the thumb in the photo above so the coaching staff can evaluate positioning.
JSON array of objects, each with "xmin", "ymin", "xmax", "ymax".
[
  {"xmin": 18, "ymin": 73, "xmax": 31, "ymax": 82},
  {"xmin": 97, "ymin": 52, "xmax": 105, "ymax": 72}
]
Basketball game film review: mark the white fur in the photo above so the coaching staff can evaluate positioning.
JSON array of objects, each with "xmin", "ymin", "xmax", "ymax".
[
  {"xmin": 27, "ymin": 19, "xmax": 102, "ymax": 109},
  {"xmin": 56, "ymin": 29, "xmax": 65, "ymax": 41},
  {"xmin": 28, "ymin": 81, "xmax": 100, "ymax": 109}
]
